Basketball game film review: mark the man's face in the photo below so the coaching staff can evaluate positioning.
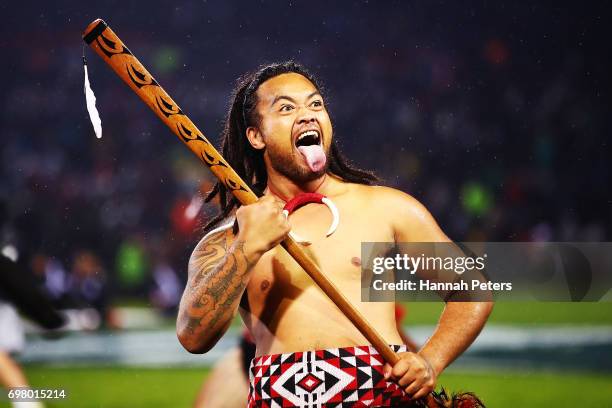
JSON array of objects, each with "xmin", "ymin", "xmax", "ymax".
[{"xmin": 249, "ymin": 72, "xmax": 333, "ymax": 183}]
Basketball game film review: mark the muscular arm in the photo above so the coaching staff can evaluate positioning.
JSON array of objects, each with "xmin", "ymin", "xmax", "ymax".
[
  {"xmin": 177, "ymin": 196, "xmax": 290, "ymax": 353},
  {"xmin": 176, "ymin": 226, "xmax": 256, "ymax": 353},
  {"xmin": 384, "ymin": 188, "xmax": 493, "ymax": 375}
]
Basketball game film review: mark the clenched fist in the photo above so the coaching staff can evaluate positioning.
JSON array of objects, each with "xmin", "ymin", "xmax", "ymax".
[
  {"xmin": 235, "ymin": 195, "xmax": 291, "ymax": 257},
  {"xmin": 383, "ymin": 352, "xmax": 437, "ymax": 400}
]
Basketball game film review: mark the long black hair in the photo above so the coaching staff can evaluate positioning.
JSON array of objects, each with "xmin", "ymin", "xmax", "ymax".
[{"xmin": 203, "ymin": 61, "xmax": 379, "ymax": 231}]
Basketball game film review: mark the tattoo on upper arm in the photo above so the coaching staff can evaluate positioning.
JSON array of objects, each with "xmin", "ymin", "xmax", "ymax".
[{"xmin": 182, "ymin": 229, "xmax": 253, "ymax": 335}]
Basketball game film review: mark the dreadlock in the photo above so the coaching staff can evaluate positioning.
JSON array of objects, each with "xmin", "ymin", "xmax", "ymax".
[{"xmin": 203, "ymin": 61, "xmax": 379, "ymax": 232}]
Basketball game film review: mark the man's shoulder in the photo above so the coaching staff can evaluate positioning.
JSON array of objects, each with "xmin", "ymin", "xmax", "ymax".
[
  {"xmin": 188, "ymin": 217, "xmax": 236, "ymax": 278},
  {"xmin": 204, "ymin": 216, "xmax": 236, "ymax": 238},
  {"xmin": 194, "ymin": 217, "xmax": 236, "ymax": 252},
  {"xmin": 350, "ymin": 184, "xmax": 443, "ymax": 237}
]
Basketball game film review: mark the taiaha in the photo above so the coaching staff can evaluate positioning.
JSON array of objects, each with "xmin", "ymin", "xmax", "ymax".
[{"xmin": 81, "ymin": 18, "xmax": 399, "ymax": 364}]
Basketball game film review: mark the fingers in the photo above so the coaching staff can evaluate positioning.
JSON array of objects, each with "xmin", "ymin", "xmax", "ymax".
[
  {"xmin": 260, "ymin": 195, "xmax": 290, "ymax": 229},
  {"xmin": 401, "ymin": 371, "xmax": 426, "ymax": 394},
  {"xmin": 275, "ymin": 217, "xmax": 291, "ymax": 242},
  {"xmin": 387, "ymin": 353, "xmax": 436, "ymax": 400},
  {"xmin": 240, "ymin": 195, "xmax": 284, "ymax": 218},
  {"xmin": 391, "ymin": 358, "xmax": 411, "ymax": 379},
  {"xmin": 412, "ymin": 385, "xmax": 434, "ymax": 400},
  {"xmin": 383, "ymin": 363, "xmax": 392, "ymax": 379},
  {"xmin": 261, "ymin": 196, "xmax": 292, "ymax": 238},
  {"xmin": 235, "ymin": 194, "xmax": 291, "ymax": 254},
  {"xmin": 397, "ymin": 369, "xmax": 418, "ymax": 387},
  {"xmin": 400, "ymin": 370, "xmax": 434, "ymax": 399}
]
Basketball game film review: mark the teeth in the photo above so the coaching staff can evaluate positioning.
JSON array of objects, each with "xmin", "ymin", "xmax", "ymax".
[{"xmin": 297, "ymin": 130, "xmax": 319, "ymax": 142}]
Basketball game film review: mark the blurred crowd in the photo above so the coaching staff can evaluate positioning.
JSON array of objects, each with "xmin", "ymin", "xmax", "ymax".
[{"xmin": 1, "ymin": 2, "xmax": 610, "ymax": 319}]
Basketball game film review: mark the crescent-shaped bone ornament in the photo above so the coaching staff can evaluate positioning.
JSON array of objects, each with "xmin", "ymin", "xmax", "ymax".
[{"xmin": 281, "ymin": 193, "xmax": 340, "ymax": 245}]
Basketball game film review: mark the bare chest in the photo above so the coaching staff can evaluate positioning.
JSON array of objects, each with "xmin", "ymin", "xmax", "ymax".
[{"xmin": 244, "ymin": 201, "xmax": 393, "ymax": 313}]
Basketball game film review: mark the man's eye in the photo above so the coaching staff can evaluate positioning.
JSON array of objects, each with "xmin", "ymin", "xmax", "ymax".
[
  {"xmin": 311, "ymin": 100, "xmax": 323, "ymax": 107},
  {"xmin": 280, "ymin": 105, "xmax": 294, "ymax": 112}
]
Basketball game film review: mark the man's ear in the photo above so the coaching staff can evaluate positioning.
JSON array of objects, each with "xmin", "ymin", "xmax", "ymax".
[{"xmin": 246, "ymin": 127, "xmax": 266, "ymax": 150}]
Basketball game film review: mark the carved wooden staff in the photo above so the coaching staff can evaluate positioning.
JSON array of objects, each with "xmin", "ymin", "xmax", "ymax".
[{"xmin": 82, "ymin": 19, "xmax": 400, "ymax": 365}]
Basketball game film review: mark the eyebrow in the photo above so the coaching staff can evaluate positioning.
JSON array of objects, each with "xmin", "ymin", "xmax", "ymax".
[{"xmin": 271, "ymin": 91, "xmax": 321, "ymax": 106}]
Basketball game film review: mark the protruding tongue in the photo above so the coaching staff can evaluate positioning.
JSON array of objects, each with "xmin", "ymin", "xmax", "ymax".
[{"xmin": 297, "ymin": 145, "xmax": 326, "ymax": 172}]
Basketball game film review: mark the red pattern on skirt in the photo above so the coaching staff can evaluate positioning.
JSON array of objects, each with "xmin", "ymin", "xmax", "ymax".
[{"xmin": 248, "ymin": 345, "xmax": 413, "ymax": 407}]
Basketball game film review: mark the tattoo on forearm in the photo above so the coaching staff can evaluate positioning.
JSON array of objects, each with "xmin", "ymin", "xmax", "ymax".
[{"xmin": 181, "ymin": 230, "xmax": 253, "ymax": 337}]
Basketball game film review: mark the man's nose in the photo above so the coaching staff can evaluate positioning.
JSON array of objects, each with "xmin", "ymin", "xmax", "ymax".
[{"xmin": 296, "ymin": 108, "xmax": 316, "ymax": 124}]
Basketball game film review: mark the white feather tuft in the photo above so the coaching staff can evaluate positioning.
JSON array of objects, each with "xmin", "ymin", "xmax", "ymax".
[{"xmin": 83, "ymin": 63, "xmax": 102, "ymax": 139}]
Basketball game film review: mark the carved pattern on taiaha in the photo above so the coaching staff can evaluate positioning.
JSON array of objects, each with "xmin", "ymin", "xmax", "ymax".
[
  {"xmin": 83, "ymin": 20, "xmax": 250, "ymax": 204},
  {"xmin": 82, "ymin": 19, "xmax": 400, "ymax": 366}
]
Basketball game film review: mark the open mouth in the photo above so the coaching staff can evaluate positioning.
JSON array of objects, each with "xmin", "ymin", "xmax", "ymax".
[
  {"xmin": 295, "ymin": 130, "xmax": 321, "ymax": 148},
  {"xmin": 294, "ymin": 129, "xmax": 326, "ymax": 172}
]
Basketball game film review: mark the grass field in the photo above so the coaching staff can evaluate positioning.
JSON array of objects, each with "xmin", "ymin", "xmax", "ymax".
[
  {"xmin": 400, "ymin": 302, "xmax": 612, "ymax": 325},
  {"xmin": 5, "ymin": 366, "xmax": 609, "ymax": 408},
  {"xmin": 4, "ymin": 302, "xmax": 608, "ymax": 407}
]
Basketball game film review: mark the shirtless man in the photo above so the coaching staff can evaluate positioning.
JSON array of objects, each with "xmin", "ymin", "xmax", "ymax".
[{"xmin": 177, "ymin": 61, "xmax": 492, "ymax": 407}]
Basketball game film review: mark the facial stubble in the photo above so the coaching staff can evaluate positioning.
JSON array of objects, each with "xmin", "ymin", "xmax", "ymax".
[{"xmin": 265, "ymin": 142, "xmax": 329, "ymax": 184}]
